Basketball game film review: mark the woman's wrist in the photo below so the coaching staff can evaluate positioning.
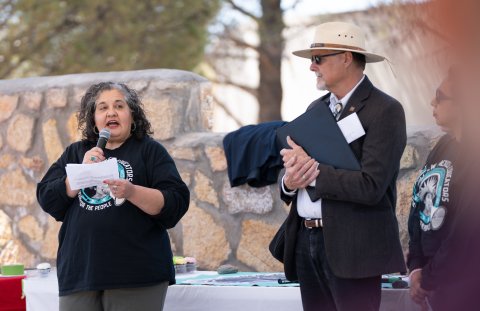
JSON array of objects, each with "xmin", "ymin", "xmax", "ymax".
[{"xmin": 65, "ymin": 177, "xmax": 79, "ymax": 198}]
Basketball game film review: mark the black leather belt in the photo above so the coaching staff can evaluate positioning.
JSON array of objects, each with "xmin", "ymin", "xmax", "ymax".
[{"xmin": 304, "ymin": 218, "xmax": 323, "ymax": 228}]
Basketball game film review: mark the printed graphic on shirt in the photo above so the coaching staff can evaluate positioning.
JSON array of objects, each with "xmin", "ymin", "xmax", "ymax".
[
  {"xmin": 78, "ymin": 158, "xmax": 134, "ymax": 211},
  {"xmin": 412, "ymin": 160, "xmax": 453, "ymax": 231}
]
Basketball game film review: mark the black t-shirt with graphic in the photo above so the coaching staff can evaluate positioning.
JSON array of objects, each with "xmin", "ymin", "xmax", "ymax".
[
  {"xmin": 407, "ymin": 134, "xmax": 458, "ymax": 272},
  {"xmin": 37, "ymin": 135, "xmax": 190, "ymax": 296}
]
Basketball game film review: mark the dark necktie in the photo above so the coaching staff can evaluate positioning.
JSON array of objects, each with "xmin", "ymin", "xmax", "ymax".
[
  {"xmin": 333, "ymin": 102, "xmax": 343, "ymax": 120},
  {"xmin": 305, "ymin": 101, "xmax": 343, "ymax": 202}
]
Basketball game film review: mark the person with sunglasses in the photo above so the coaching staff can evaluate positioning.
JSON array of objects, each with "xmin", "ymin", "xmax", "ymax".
[
  {"xmin": 407, "ymin": 70, "xmax": 461, "ymax": 311},
  {"xmin": 278, "ymin": 22, "xmax": 406, "ymax": 311}
]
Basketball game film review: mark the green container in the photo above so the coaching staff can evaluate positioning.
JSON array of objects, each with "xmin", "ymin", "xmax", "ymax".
[{"xmin": 1, "ymin": 264, "xmax": 24, "ymax": 276}]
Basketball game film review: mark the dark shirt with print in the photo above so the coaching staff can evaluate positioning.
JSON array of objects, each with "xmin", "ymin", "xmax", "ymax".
[
  {"xmin": 37, "ymin": 135, "xmax": 189, "ymax": 296},
  {"xmin": 407, "ymin": 134, "xmax": 458, "ymax": 288}
]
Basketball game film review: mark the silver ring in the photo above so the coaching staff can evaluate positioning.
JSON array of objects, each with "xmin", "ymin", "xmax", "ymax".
[
  {"xmin": 90, "ymin": 156, "xmax": 97, "ymax": 162},
  {"xmin": 302, "ymin": 175, "xmax": 306, "ymax": 180},
  {"xmin": 113, "ymin": 185, "xmax": 118, "ymax": 191}
]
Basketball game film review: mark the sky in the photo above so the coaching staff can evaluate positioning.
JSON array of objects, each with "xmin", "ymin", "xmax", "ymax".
[
  {"xmin": 282, "ymin": 0, "xmax": 398, "ymax": 17},
  {"xmin": 218, "ymin": 0, "xmax": 400, "ymax": 24}
]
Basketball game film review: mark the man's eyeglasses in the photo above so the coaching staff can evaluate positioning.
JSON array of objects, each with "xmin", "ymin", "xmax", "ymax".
[
  {"xmin": 311, "ymin": 52, "xmax": 345, "ymax": 65},
  {"xmin": 435, "ymin": 89, "xmax": 452, "ymax": 102}
]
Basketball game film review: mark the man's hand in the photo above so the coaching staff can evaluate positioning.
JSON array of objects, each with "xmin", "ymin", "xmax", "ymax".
[
  {"xmin": 409, "ymin": 269, "xmax": 432, "ymax": 311},
  {"xmin": 280, "ymin": 136, "xmax": 309, "ymax": 164},
  {"xmin": 281, "ymin": 136, "xmax": 319, "ymax": 190}
]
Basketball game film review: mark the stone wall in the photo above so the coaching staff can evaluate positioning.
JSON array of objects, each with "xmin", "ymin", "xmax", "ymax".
[{"xmin": 0, "ymin": 69, "xmax": 440, "ymax": 272}]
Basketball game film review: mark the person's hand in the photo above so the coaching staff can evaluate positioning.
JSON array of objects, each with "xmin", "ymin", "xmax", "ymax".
[
  {"xmin": 280, "ymin": 136, "xmax": 309, "ymax": 164},
  {"xmin": 103, "ymin": 179, "xmax": 135, "ymax": 199},
  {"xmin": 65, "ymin": 177, "xmax": 80, "ymax": 198},
  {"xmin": 83, "ymin": 147, "xmax": 105, "ymax": 164},
  {"xmin": 409, "ymin": 270, "xmax": 431, "ymax": 310},
  {"xmin": 281, "ymin": 136, "xmax": 319, "ymax": 190},
  {"xmin": 283, "ymin": 155, "xmax": 319, "ymax": 190}
]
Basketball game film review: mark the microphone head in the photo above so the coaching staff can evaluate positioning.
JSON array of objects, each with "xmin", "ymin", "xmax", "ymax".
[{"xmin": 99, "ymin": 128, "xmax": 110, "ymax": 140}]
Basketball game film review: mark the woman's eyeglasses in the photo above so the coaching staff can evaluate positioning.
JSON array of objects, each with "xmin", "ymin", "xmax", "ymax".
[{"xmin": 311, "ymin": 52, "xmax": 345, "ymax": 65}]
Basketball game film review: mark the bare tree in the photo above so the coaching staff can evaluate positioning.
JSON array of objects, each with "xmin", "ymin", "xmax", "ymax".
[{"xmin": 208, "ymin": 0, "xmax": 300, "ymax": 123}]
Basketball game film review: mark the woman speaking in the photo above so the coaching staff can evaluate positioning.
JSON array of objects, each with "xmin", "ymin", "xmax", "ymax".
[{"xmin": 37, "ymin": 82, "xmax": 189, "ymax": 311}]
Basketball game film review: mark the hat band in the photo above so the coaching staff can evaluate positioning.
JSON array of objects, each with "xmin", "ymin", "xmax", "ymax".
[{"xmin": 310, "ymin": 43, "xmax": 366, "ymax": 52}]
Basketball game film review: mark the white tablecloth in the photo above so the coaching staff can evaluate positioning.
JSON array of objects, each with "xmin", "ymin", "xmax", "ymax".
[{"xmin": 23, "ymin": 271, "xmax": 420, "ymax": 311}]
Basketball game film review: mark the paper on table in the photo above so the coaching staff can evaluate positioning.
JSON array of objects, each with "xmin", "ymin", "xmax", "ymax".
[
  {"xmin": 66, "ymin": 158, "xmax": 119, "ymax": 190},
  {"xmin": 337, "ymin": 112, "xmax": 366, "ymax": 144}
]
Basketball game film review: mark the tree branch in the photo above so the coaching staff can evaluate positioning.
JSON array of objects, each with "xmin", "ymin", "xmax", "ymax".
[
  {"xmin": 0, "ymin": 0, "xmax": 16, "ymax": 29},
  {"xmin": 225, "ymin": 0, "xmax": 259, "ymax": 22},
  {"xmin": 216, "ymin": 22, "xmax": 259, "ymax": 52},
  {"xmin": 213, "ymin": 94, "xmax": 244, "ymax": 127},
  {"xmin": 206, "ymin": 51, "xmax": 250, "ymax": 61},
  {"xmin": 210, "ymin": 75, "xmax": 258, "ymax": 97},
  {"xmin": 283, "ymin": 0, "xmax": 303, "ymax": 11},
  {"xmin": 224, "ymin": 34, "xmax": 258, "ymax": 51},
  {"xmin": 0, "ymin": 14, "xmax": 80, "ymax": 78}
]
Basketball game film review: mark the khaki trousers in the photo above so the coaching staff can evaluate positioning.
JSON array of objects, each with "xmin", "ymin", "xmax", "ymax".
[{"xmin": 59, "ymin": 282, "xmax": 169, "ymax": 311}]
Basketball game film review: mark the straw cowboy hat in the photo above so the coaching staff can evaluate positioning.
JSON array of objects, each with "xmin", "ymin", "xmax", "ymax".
[{"xmin": 293, "ymin": 22, "xmax": 385, "ymax": 63}]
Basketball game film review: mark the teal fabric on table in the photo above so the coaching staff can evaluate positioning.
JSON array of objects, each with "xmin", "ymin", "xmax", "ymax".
[
  {"xmin": 175, "ymin": 272, "xmax": 409, "ymax": 289},
  {"xmin": 175, "ymin": 272, "xmax": 299, "ymax": 287}
]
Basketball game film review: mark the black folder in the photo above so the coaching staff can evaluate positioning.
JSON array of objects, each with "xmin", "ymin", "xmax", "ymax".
[{"xmin": 276, "ymin": 103, "xmax": 361, "ymax": 171}]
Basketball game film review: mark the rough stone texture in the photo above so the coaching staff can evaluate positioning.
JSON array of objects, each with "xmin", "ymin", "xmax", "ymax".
[
  {"xmin": 0, "ymin": 239, "xmax": 36, "ymax": 267},
  {"xmin": 7, "ymin": 114, "xmax": 35, "ymax": 152},
  {"xmin": 42, "ymin": 119, "xmax": 64, "ymax": 165},
  {"xmin": 41, "ymin": 218, "xmax": 62, "ymax": 260},
  {"xmin": 0, "ymin": 169, "xmax": 36, "ymax": 206},
  {"xmin": 182, "ymin": 202, "xmax": 230, "ymax": 270},
  {"xmin": 66, "ymin": 113, "xmax": 81, "ymax": 143},
  {"xmin": 222, "ymin": 182, "xmax": 274, "ymax": 214},
  {"xmin": 237, "ymin": 220, "xmax": 283, "ymax": 272},
  {"xmin": 18, "ymin": 215, "xmax": 44, "ymax": 243},
  {"xmin": 0, "ymin": 154, "xmax": 14, "ymax": 169},
  {"xmin": 0, "ymin": 69, "xmax": 442, "ymax": 273},
  {"xmin": 144, "ymin": 96, "xmax": 177, "ymax": 141},
  {"xmin": 198, "ymin": 83, "xmax": 214, "ymax": 131},
  {"xmin": 194, "ymin": 171, "xmax": 219, "ymax": 208},
  {"xmin": 23, "ymin": 91, "xmax": 43, "ymax": 110},
  {"xmin": 200, "ymin": 83, "xmax": 214, "ymax": 130},
  {"xmin": 0, "ymin": 210, "xmax": 12, "ymax": 248},
  {"xmin": 46, "ymin": 88, "xmax": 67, "ymax": 108},
  {"xmin": 72, "ymin": 87, "xmax": 88, "ymax": 105},
  {"xmin": 127, "ymin": 80, "xmax": 149, "ymax": 92},
  {"xmin": 0, "ymin": 94, "xmax": 18, "ymax": 123},
  {"xmin": 169, "ymin": 147, "xmax": 198, "ymax": 161},
  {"xmin": 400, "ymin": 145, "xmax": 419, "ymax": 170},
  {"xmin": 179, "ymin": 171, "xmax": 192, "ymax": 186},
  {"xmin": 396, "ymin": 171, "xmax": 419, "ymax": 251},
  {"xmin": 19, "ymin": 156, "xmax": 45, "ymax": 173},
  {"xmin": 205, "ymin": 146, "xmax": 227, "ymax": 172}
]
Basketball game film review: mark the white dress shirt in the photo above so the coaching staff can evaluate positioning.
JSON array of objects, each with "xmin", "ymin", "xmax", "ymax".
[{"xmin": 282, "ymin": 75, "xmax": 365, "ymax": 218}]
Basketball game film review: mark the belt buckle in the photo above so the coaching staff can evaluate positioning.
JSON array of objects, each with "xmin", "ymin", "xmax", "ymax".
[{"xmin": 305, "ymin": 218, "xmax": 321, "ymax": 229}]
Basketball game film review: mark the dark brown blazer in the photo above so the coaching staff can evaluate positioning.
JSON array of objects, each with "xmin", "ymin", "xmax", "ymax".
[{"xmin": 281, "ymin": 76, "xmax": 407, "ymax": 280}]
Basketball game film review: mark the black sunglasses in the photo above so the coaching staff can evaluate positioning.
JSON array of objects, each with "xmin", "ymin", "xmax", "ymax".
[
  {"xmin": 435, "ymin": 89, "xmax": 452, "ymax": 102},
  {"xmin": 311, "ymin": 52, "xmax": 345, "ymax": 65}
]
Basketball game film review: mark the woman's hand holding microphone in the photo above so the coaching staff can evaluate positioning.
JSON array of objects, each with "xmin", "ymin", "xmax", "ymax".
[{"xmin": 83, "ymin": 147, "xmax": 105, "ymax": 164}]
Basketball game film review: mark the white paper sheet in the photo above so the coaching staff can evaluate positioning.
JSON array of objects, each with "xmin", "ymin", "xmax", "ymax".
[
  {"xmin": 337, "ymin": 112, "xmax": 366, "ymax": 144},
  {"xmin": 65, "ymin": 158, "xmax": 119, "ymax": 190}
]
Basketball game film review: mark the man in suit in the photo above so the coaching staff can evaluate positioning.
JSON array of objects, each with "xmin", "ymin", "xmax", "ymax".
[{"xmin": 279, "ymin": 22, "xmax": 407, "ymax": 311}]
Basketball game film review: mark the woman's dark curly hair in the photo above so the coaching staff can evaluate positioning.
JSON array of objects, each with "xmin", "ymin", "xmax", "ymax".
[{"xmin": 77, "ymin": 82, "xmax": 153, "ymax": 143}]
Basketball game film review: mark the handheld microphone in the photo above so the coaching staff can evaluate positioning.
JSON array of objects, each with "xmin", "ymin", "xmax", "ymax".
[{"xmin": 97, "ymin": 128, "xmax": 110, "ymax": 150}]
